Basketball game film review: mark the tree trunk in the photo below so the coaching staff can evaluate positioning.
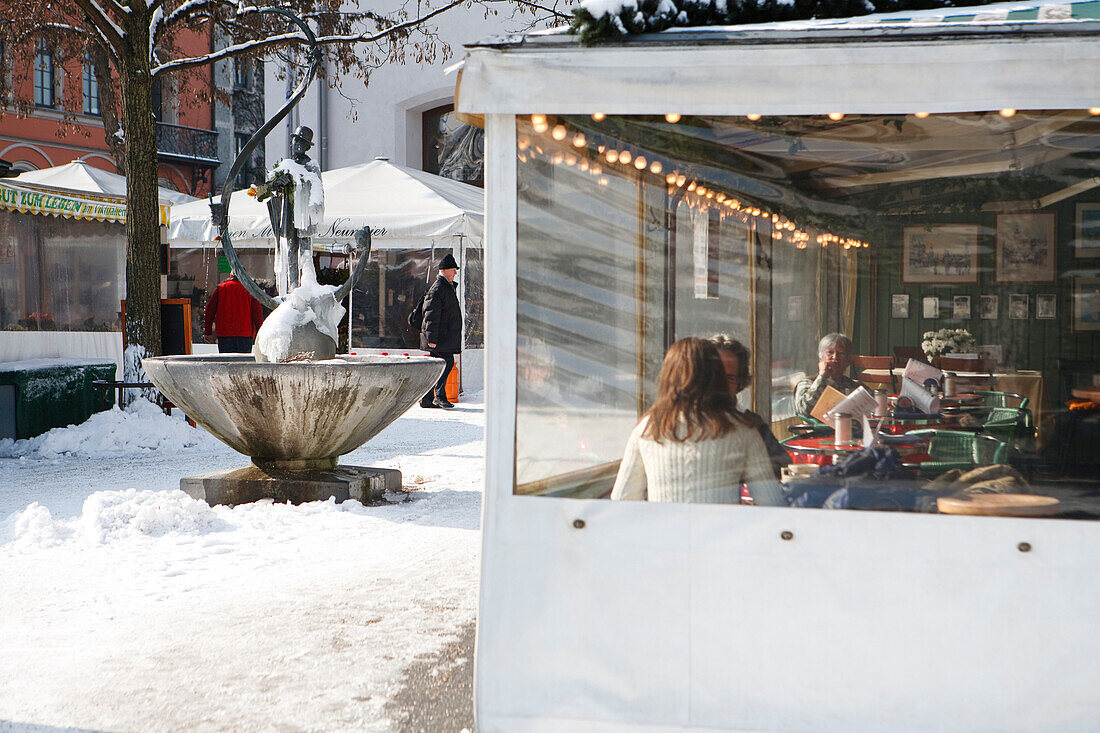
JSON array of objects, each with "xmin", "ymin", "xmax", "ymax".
[{"xmin": 119, "ymin": 32, "xmax": 162, "ymax": 402}]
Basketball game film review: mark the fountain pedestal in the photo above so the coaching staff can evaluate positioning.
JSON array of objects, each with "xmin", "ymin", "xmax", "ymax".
[
  {"xmin": 181, "ymin": 463, "xmax": 402, "ymax": 506},
  {"xmin": 143, "ymin": 354, "xmax": 443, "ymax": 507}
]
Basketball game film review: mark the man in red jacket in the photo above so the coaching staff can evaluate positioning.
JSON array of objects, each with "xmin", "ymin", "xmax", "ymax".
[{"xmin": 203, "ymin": 273, "xmax": 264, "ymax": 353}]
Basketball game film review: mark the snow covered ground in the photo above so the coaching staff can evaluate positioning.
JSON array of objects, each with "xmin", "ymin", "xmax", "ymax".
[{"xmin": 0, "ymin": 396, "xmax": 485, "ymax": 732}]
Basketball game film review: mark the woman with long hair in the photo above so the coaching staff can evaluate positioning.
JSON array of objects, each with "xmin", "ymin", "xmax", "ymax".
[{"xmin": 610, "ymin": 337, "xmax": 785, "ymax": 505}]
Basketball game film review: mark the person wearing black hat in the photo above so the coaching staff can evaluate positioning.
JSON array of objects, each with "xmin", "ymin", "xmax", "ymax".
[{"xmin": 420, "ymin": 253, "xmax": 462, "ymax": 408}]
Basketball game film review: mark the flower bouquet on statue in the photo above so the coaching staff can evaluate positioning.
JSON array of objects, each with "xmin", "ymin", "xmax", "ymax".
[
  {"xmin": 921, "ymin": 327, "xmax": 976, "ymax": 360},
  {"xmin": 248, "ymin": 168, "xmax": 296, "ymax": 203}
]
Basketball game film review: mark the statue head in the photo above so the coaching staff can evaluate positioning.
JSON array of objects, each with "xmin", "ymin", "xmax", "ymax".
[{"xmin": 290, "ymin": 125, "xmax": 314, "ymax": 162}]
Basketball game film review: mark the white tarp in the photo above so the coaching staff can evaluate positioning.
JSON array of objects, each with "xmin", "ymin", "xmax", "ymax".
[
  {"xmin": 13, "ymin": 161, "xmax": 198, "ymax": 206},
  {"xmin": 467, "ymin": 5, "xmax": 1100, "ymax": 731},
  {"xmin": 167, "ymin": 158, "xmax": 484, "ymax": 251}
]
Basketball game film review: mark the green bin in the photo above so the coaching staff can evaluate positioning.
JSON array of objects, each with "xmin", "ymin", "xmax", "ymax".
[{"xmin": 0, "ymin": 359, "xmax": 118, "ymax": 440}]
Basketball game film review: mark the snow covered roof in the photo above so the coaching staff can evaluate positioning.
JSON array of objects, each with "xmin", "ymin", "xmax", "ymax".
[{"xmin": 457, "ymin": 0, "xmax": 1100, "ymax": 117}]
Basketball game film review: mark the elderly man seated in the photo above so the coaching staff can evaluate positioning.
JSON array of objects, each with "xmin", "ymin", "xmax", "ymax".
[{"xmin": 794, "ymin": 332, "xmax": 861, "ymax": 417}]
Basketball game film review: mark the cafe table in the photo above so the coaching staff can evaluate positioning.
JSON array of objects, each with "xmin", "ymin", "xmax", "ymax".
[
  {"xmin": 1072, "ymin": 386, "xmax": 1100, "ymax": 405},
  {"xmin": 783, "ymin": 433, "xmax": 931, "ymax": 466},
  {"xmin": 860, "ymin": 368, "xmax": 1047, "ymax": 444}
]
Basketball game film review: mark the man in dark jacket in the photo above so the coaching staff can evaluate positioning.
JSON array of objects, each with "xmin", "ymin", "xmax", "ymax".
[
  {"xmin": 203, "ymin": 273, "xmax": 264, "ymax": 353},
  {"xmin": 420, "ymin": 253, "xmax": 462, "ymax": 408}
]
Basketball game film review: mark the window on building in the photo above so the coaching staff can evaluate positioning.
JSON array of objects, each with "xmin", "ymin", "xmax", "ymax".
[
  {"xmin": 151, "ymin": 78, "xmax": 163, "ymax": 122},
  {"xmin": 234, "ymin": 58, "xmax": 252, "ymax": 90},
  {"xmin": 33, "ymin": 40, "xmax": 54, "ymax": 108},
  {"xmin": 422, "ymin": 104, "xmax": 483, "ymax": 188},
  {"xmin": 82, "ymin": 56, "xmax": 100, "ymax": 115},
  {"xmin": 235, "ymin": 132, "xmax": 256, "ymax": 189}
]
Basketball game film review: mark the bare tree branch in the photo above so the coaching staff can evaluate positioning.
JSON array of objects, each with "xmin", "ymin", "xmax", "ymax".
[{"xmin": 153, "ymin": 0, "xmax": 469, "ymax": 77}]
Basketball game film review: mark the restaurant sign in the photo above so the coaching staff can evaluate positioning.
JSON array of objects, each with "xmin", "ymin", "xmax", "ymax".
[{"xmin": 0, "ymin": 180, "xmax": 169, "ymax": 224}]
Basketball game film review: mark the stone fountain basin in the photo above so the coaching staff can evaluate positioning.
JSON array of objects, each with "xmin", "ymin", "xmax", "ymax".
[{"xmin": 143, "ymin": 354, "xmax": 443, "ymax": 466}]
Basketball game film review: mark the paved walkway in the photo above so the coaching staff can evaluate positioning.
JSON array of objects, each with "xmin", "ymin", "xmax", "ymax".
[{"xmin": 386, "ymin": 621, "xmax": 476, "ymax": 732}]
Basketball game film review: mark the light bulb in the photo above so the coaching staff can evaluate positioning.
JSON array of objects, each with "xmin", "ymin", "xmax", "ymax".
[
  {"xmin": 531, "ymin": 114, "xmax": 546, "ymax": 126},
  {"xmin": 676, "ymin": 175, "xmax": 687, "ymax": 187},
  {"xmin": 828, "ymin": 112, "xmax": 844, "ymax": 121},
  {"xmin": 1000, "ymin": 108, "xmax": 1016, "ymax": 117},
  {"xmin": 606, "ymin": 150, "xmax": 619, "ymax": 163},
  {"xmin": 619, "ymin": 150, "xmax": 632, "ymax": 164},
  {"xmin": 634, "ymin": 156, "xmax": 647, "ymax": 170},
  {"xmin": 572, "ymin": 134, "xmax": 586, "ymax": 148},
  {"xmin": 592, "ymin": 113, "xmax": 606, "ymax": 121},
  {"xmin": 1090, "ymin": 108, "xmax": 1100, "ymax": 115},
  {"xmin": 598, "ymin": 177, "xmax": 609, "ymax": 186},
  {"xmin": 665, "ymin": 113, "xmax": 681, "ymax": 123},
  {"xmin": 551, "ymin": 125, "xmax": 567, "ymax": 141},
  {"xmin": 650, "ymin": 161, "xmax": 662, "ymax": 174},
  {"xmin": 747, "ymin": 113, "xmax": 762, "ymax": 121},
  {"xmin": 914, "ymin": 111, "xmax": 930, "ymax": 118},
  {"xmin": 666, "ymin": 174, "xmax": 676, "ymax": 184}
]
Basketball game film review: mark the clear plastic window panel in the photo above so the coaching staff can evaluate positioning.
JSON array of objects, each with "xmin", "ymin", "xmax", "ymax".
[
  {"xmin": 514, "ymin": 112, "xmax": 1100, "ymax": 515},
  {"xmin": 0, "ymin": 210, "xmax": 123, "ymax": 332}
]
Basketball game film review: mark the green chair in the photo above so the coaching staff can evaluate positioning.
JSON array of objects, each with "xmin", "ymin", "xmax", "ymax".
[
  {"xmin": 980, "ymin": 406, "xmax": 1027, "ymax": 445},
  {"xmin": 974, "ymin": 390, "xmax": 1029, "ymax": 410},
  {"xmin": 974, "ymin": 390, "xmax": 1033, "ymax": 430},
  {"xmin": 908, "ymin": 429, "xmax": 1008, "ymax": 479}
]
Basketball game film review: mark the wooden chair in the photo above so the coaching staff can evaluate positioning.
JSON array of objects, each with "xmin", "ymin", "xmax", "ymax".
[
  {"xmin": 852, "ymin": 355, "xmax": 897, "ymax": 392},
  {"xmin": 893, "ymin": 346, "xmax": 927, "ymax": 365}
]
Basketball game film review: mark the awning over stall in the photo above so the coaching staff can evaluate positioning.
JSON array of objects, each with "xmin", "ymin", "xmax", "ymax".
[
  {"xmin": 456, "ymin": 0, "xmax": 1100, "ymax": 116},
  {"xmin": 166, "ymin": 158, "xmax": 484, "ymax": 251},
  {"xmin": 3, "ymin": 161, "xmax": 196, "ymax": 224}
]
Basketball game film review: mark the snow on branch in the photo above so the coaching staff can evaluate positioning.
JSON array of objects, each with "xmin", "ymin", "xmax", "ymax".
[{"xmin": 72, "ymin": 0, "xmax": 126, "ymax": 50}]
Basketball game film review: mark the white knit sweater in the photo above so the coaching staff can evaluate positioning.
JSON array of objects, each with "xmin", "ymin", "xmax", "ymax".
[{"xmin": 610, "ymin": 417, "xmax": 786, "ymax": 506}]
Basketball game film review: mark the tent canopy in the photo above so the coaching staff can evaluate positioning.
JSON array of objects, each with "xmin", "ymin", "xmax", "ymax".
[
  {"xmin": 13, "ymin": 161, "xmax": 198, "ymax": 206},
  {"xmin": 167, "ymin": 158, "xmax": 484, "ymax": 251}
]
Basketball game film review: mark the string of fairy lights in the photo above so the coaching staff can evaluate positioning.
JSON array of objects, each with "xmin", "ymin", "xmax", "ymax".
[{"xmin": 518, "ymin": 108, "xmax": 1100, "ymax": 252}]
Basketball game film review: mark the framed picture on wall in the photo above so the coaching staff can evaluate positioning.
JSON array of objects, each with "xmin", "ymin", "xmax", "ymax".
[
  {"xmin": 1036, "ymin": 294, "xmax": 1056, "ymax": 319},
  {"xmin": 980, "ymin": 294, "xmax": 998, "ymax": 319},
  {"xmin": 788, "ymin": 295, "xmax": 804, "ymax": 321},
  {"xmin": 996, "ymin": 213, "xmax": 1056, "ymax": 282},
  {"xmin": 1009, "ymin": 294, "xmax": 1029, "ymax": 320},
  {"xmin": 1075, "ymin": 203, "xmax": 1100, "ymax": 258},
  {"xmin": 903, "ymin": 225, "xmax": 979, "ymax": 284},
  {"xmin": 922, "ymin": 295, "xmax": 940, "ymax": 319},
  {"xmin": 891, "ymin": 294, "xmax": 910, "ymax": 319},
  {"xmin": 953, "ymin": 295, "xmax": 971, "ymax": 319},
  {"xmin": 1073, "ymin": 277, "xmax": 1100, "ymax": 331}
]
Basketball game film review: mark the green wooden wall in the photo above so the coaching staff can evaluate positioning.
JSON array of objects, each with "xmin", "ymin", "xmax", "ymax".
[{"xmin": 853, "ymin": 198, "xmax": 1100, "ymax": 404}]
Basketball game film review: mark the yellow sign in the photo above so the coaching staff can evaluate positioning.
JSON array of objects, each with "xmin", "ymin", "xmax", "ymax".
[{"xmin": 0, "ymin": 180, "xmax": 169, "ymax": 224}]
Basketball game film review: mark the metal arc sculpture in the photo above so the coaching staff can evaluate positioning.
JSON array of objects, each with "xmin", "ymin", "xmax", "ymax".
[{"xmin": 210, "ymin": 6, "xmax": 370, "ymax": 312}]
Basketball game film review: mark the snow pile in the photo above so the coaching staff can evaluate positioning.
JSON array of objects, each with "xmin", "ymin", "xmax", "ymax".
[
  {"xmin": 81, "ymin": 488, "xmax": 228, "ymax": 543},
  {"xmin": 2, "ymin": 490, "xmax": 227, "ymax": 549},
  {"xmin": 0, "ymin": 398, "xmax": 220, "ymax": 459}
]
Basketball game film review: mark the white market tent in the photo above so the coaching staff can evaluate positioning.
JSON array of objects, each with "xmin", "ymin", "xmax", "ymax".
[
  {"xmin": 12, "ymin": 160, "xmax": 198, "ymax": 208},
  {"xmin": 0, "ymin": 162, "xmax": 198, "ymax": 377},
  {"xmin": 167, "ymin": 158, "xmax": 484, "ymax": 253},
  {"xmin": 460, "ymin": 1, "xmax": 1100, "ymax": 732}
]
